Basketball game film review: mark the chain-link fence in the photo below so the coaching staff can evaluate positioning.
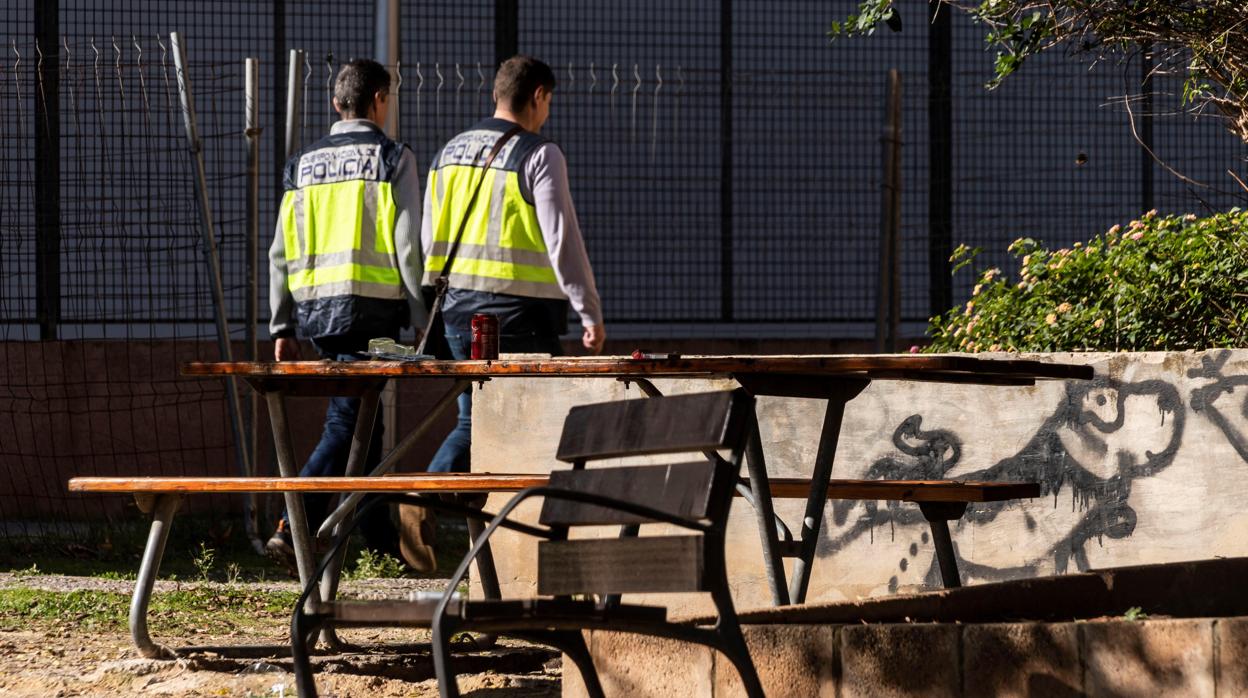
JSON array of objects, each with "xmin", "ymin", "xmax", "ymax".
[{"xmin": 1, "ymin": 0, "xmax": 1244, "ymax": 547}]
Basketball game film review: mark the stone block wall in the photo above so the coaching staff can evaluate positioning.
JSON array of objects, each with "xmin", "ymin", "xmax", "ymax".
[{"xmin": 473, "ymin": 350, "xmax": 1248, "ymax": 612}]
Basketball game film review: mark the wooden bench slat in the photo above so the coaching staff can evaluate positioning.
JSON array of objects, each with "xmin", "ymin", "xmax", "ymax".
[
  {"xmin": 68, "ymin": 475, "xmax": 1040, "ymax": 503},
  {"xmin": 538, "ymin": 536, "xmax": 703, "ymax": 595},
  {"xmin": 555, "ymin": 390, "xmax": 751, "ymax": 462},
  {"xmin": 66, "ymin": 475, "xmax": 548, "ymax": 494},
  {"xmin": 540, "ymin": 462, "xmax": 721, "ymax": 526}
]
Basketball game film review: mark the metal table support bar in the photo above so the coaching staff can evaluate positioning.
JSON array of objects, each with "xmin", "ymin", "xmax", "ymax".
[
  {"xmin": 266, "ymin": 391, "xmax": 320, "ymax": 598},
  {"xmin": 318, "ymin": 385, "xmax": 383, "ymax": 648},
  {"xmin": 744, "ymin": 417, "xmax": 790, "ymax": 606},
  {"xmin": 787, "ymin": 379, "xmax": 869, "ymax": 604}
]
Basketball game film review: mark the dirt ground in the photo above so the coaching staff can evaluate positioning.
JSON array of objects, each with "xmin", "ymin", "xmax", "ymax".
[{"xmin": 0, "ymin": 574, "xmax": 561, "ymax": 698}]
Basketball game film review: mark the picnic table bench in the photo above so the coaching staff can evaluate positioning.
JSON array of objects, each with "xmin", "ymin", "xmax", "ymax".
[{"xmin": 70, "ymin": 471, "xmax": 1039, "ymax": 658}]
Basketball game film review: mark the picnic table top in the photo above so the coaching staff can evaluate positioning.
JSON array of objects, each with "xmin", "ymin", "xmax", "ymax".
[{"xmin": 182, "ymin": 354, "xmax": 1093, "ymax": 384}]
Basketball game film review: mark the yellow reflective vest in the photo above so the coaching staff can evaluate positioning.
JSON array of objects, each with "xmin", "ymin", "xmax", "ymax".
[
  {"xmin": 423, "ymin": 119, "xmax": 565, "ymax": 300},
  {"xmin": 277, "ymin": 128, "xmax": 410, "ymax": 338}
]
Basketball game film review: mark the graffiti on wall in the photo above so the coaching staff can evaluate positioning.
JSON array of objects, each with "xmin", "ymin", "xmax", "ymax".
[{"xmin": 822, "ymin": 373, "xmax": 1188, "ymax": 587}]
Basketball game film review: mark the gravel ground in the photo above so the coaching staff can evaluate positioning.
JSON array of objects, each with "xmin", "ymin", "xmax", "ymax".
[{"xmin": 0, "ymin": 574, "xmax": 561, "ymax": 698}]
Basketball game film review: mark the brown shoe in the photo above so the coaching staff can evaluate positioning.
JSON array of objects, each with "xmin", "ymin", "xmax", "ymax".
[
  {"xmin": 264, "ymin": 520, "xmax": 298, "ymax": 576},
  {"xmin": 398, "ymin": 505, "xmax": 437, "ymax": 573}
]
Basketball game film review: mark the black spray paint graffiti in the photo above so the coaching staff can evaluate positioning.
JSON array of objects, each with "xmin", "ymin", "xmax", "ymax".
[
  {"xmin": 1189, "ymin": 351, "xmax": 1248, "ymax": 462},
  {"xmin": 822, "ymin": 377, "xmax": 1185, "ymax": 588}
]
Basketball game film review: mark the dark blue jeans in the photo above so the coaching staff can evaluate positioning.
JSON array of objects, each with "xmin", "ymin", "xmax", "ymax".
[
  {"xmin": 282, "ymin": 342, "xmax": 396, "ymax": 550},
  {"xmin": 426, "ymin": 328, "xmax": 563, "ymax": 473}
]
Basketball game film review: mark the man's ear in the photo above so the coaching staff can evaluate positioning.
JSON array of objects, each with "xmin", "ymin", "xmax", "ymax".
[{"xmin": 332, "ymin": 97, "xmax": 346, "ymax": 117}]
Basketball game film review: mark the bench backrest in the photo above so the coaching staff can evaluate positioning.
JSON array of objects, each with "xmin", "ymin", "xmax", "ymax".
[{"xmin": 536, "ymin": 389, "xmax": 754, "ymax": 597}]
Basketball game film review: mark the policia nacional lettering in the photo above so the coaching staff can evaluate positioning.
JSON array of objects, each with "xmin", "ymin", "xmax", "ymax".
[{"xmin": 279, "ymin": 129, "xmax": 411, "ymax": 338}]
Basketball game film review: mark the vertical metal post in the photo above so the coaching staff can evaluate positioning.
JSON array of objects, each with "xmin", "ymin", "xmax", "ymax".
[
  {"xmin": 375, "ymin": 0, "xmax": 400, "ymax": 455},
  {"xmin": 169, "ymin": 32, "xmax": 255, "ymax": 498},
  {"xmin": 876, "ymin": 70, "xmax": 902, "ymax": 353},
  {"xmin": 1140, "ymin": 43, "xmax": 1154, "ymax": 213},
  {"xmin": 34, "ymin": 5, "xmax": 60, "ymax": 340},
  {"xmin": 273, "ymin": 0, "xmax": 287, "ymax": 198},
  {"xmin": 719, "ymin": 0, "xmax": 734, "ymax": 322},
  {"xmin": 375, "ymin": 0, "xmax": 400, "ymax": 137},
  {"xmin": 927, "ymin": 0, "xmax": 953, "ymax": 319},
  {"xmin": 243, "ymin": 57, "xmax": 263, "ymax": 552},
  {"xmin": 494, "ymin": 0, "xmax": 519, "ymax": 67},
  {"xmin": 285, "ymin": 49, "xmax": 305, "ymax": 159}
]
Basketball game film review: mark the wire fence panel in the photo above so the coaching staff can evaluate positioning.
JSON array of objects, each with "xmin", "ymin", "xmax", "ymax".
[{"xmin": 1, "ymin": 0, "xmax": 1246, "ymax": 546}]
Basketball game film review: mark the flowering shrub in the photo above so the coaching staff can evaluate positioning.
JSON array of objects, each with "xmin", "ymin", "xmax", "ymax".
[{"xmin": 926, "ymin": 209, "xmax": 1248, "ymax": 352}]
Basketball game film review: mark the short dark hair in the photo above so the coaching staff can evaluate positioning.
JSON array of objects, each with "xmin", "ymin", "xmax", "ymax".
[
  {"xmin": 494, "ymin": 55, "xmax": 556, "ymax": 112},
  {"xmin": 334, "ymin": 59, "xmax": 390, "ymax": 118}
]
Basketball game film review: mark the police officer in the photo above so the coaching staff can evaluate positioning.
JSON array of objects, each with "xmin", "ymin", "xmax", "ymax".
[
  {"xmin": 423, "ymin": 55, "xmax": 605, "ymax": 473},
  {"xmin": 266, "ymin": 58, "xmax": 425, "ymax": 569}
]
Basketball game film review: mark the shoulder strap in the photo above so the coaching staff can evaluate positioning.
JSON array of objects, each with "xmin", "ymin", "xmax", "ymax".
[
  {"xmin": 438, "ymin": 124, "xmax": 523, "ymax": 280},
  {"xmin": 415, "ymin": 124, "xmax": 523, "ymax": 354}
]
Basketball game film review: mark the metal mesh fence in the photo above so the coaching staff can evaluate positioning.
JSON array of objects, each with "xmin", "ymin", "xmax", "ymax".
[{"xmin": 0, "ymin": 0, "xmax": 1245, "ymax": 545}]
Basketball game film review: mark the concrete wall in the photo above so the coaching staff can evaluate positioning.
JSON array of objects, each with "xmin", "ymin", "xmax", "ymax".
[{"xmin": 473, "ymin": 350, "xmax": 1248, "ymax": 613}]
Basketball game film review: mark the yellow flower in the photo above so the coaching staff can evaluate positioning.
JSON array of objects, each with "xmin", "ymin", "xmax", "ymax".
[
  {"xmin": 1056, "ymin": 302, "xmax": 1072, "ymax": 314},
  {"xmin": 1045, "ymin": 313, "xmax": 1058, "ymax": 325},
  {"xmin": 1093, "ymin": 318, "xmax": 1105, "ymax": 328},
  {"xmin": 972, "ymin": 284, "xmax": 983, "ymax": 296}
]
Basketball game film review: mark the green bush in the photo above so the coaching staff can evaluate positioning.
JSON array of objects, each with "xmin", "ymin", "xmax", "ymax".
[{"xmin": 926, "ymin": 209, "xmax": 1248, "ymax": 352}]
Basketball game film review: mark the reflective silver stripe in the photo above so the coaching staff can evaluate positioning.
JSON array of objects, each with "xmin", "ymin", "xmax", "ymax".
[
  {"xmin": 291, "ymin": 189, "xmax": 307, "ymax": 258},
  {"xmin": 485, "ymin": 171, "xmax": 508, "ymax": 249},
  {"xmin": 360, "ymin": 180, "xmax": 379, "ymax": 254},
  {"xmin": 434, "ymin": 168, "xmax": 446, "ymax": 203},
  {"xmin": 442, "ymin": 272, "xmax": 567, "ymax": 300},
  {"xmin": 292, "ymin": 279, "xmax": 404, "ymax": 302},
  {"xmin": 425, "ymin": 241, "xmax": 551, "ymax": 269},
  {"xmin": 287, "ymin": 248, "xmax": 398, "ymax": 275}
]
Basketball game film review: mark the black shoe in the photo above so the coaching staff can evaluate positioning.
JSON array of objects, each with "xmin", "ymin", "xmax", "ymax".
[{"xmin": 264, "ymin": 520, "xmax": 298, "ymax": 575}]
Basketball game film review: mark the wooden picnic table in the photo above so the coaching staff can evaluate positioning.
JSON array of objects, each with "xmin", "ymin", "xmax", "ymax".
[
  {"xmin": 70, "ymin": 354, "xmax": 1092, "ymax": 658},
  {"xmin": 183, "ymin": 354, "xmax": 1092, "ymax": 607}
]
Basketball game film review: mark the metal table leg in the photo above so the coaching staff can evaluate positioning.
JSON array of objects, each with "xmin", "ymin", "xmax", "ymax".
[
  {"xmin": 129, "ymin": 493, "xmax": 181, "ymax": 658},
  {"xmin": 318, "ymin": 385, "xmax": 384, "ymax": 649},
  {"xmin": 787, "ymin": 379, "xmax": 869, "ymax": 604},
  {"xmin": 744, "ymin": 415, "xmax": 791, "ymax": 605},
  {"xmin": 465, "ymin": 515, "xmax": 502, "ymax": 601},
  {"xmin": 264, "ymin": 391, "xmax": 320, "ymax": 605}
]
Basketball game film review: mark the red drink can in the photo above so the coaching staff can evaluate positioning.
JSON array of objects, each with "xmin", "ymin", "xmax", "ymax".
[{"xmin": 470, "ymin": 313, "xmax": 500, "ymax": 360}]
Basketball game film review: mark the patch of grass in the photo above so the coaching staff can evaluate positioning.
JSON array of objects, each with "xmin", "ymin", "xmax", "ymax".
[
  {"xmin": 0, "ymin": 585, "xmax": 300, "ymax": 635},
  {"xmin": 345, "ymin": 549, "xmax": 405, "ymax": 580},
  {"xmin": 1123, "ymin": 606, "xmax": 1150, "ymax": 621},
  {"xmin": 192, "ymin": 542, "xmax": 216, "ymax": 582}
]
